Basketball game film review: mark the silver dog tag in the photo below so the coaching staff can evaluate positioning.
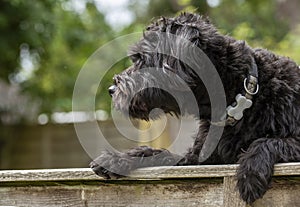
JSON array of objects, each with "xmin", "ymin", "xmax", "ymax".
[{"xmin": 227, "ymin": 94, "xmax": 252, "ymax": 120}]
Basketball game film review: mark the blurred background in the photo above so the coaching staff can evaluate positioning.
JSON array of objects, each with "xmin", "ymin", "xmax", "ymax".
[{"xmin": 0, "ymin": 0, "xmax": 299, "ymax": 170}]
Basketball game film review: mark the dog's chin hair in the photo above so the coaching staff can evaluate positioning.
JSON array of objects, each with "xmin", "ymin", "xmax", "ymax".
[{"xmin": 114, "ymin": 100, "xmax": 175, "ymax": 121}]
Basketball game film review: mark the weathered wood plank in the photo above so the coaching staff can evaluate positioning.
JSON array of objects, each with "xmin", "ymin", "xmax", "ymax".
[
  {"xmin": 0, "ymin": 168, "xmax": 101, "ymax": 182},
  {"xmin": 130, "ymin": 162, "xmax": 300, "ymax": 179},
  {"xmin": 0, "ymin": 177, "xmax": 299, "ymax": 207},
  {"xmin": 0, "ymin": 181, "xmax": 224, "ymax": 207},
  {"xmin": 223, "ymin": 176, "xmax": 247, "ymax": 207},
  {"xmin": 0, "ymin": 164, "xmax": 300, "ymax": 207},
  {"xmin": 1, "ymin": 162, "xmax": 300, "ymax": 182}
]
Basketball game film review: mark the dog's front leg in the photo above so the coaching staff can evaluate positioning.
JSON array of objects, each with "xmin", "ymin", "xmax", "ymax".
[
  {"xmin": 237, "ymin": 137, "xmax": 300, "ymax": 204},
  {"xmin": 90, "ymin": 146, "xmax": 178, "ymax": 179}
]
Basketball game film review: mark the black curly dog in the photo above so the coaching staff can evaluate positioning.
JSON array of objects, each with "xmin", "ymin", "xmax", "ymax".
[{"xmin": 90, "ymin": 13, "xmax": 300, "ymax": 204}]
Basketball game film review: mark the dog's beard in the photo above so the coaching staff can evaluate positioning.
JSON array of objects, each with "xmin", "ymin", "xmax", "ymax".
[
  {"xmin": 111, "ymin": 70, "xmax": 185, "ymax": 121},
  {"xmin": 112, "ymin": 87, "xmax": 180, "ymax": 121}
]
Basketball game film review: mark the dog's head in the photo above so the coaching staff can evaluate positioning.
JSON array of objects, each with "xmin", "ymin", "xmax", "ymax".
[{"xmin": 109, "ymin": 13, "xmax": 226, "ymax": 120}]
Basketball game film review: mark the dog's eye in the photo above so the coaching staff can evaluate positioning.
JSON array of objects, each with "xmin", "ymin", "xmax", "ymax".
[
  {"xmin": 113, "ymin": 78, "xmax": 117, "ymax": 85},
  {"xmin": 130, "ymin": 54, "xmax": 141, "ymax": 63},
  {"xmin": 113, "ymin": 76, "xmax": 119, "ymax": 85}
]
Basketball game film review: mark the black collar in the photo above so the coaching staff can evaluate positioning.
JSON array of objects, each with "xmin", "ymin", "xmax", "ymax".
[{"xmin": 211, "ymin": 56, "xmax": 259, "ymax": 126}]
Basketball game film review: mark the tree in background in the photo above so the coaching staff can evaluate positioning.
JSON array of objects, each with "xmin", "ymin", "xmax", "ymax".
[
  {"xmin": 0, "ymin": 0, "xmax": 299, "ymax": 124},
  {"xmin": 0, "ymin": 0, "xmax": 113, "ymax": 124}
]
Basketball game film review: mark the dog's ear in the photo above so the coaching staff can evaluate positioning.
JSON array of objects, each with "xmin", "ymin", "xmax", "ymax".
[{"xmin": 146, "ymin": 16, "xmax": 167, "ymax": 32}]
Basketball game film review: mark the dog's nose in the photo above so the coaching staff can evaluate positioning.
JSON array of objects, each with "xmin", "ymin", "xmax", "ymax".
[{"xmin": 108, "ymin": 85, "xmax": 117, "ymax": 96}]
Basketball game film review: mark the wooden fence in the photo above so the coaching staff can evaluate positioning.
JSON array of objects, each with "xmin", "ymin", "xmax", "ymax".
[{"xmin": 0, "ymin": 163, "xmax": 300, "ymax": 207}]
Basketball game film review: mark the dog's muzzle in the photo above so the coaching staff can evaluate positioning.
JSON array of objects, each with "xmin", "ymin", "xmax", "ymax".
[{"xmin": 108, "ymin": 85, "xmax": 117, "ymax": 96}]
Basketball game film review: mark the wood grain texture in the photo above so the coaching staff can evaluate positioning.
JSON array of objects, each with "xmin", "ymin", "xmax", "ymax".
[
  {"xmin": 0, "ymin": 178, "xmax": 299, "ymax": 207},
  {"xmin": 0, "ymin": 181, "xmax": 224, "ymax": 207},
  {"xmin": 0, "ymin": 163, "xmax": 300, "ymax": 207},
  {"xmin": 1, "ymin": 162, "xmax": 300, "ymax": 182},
  {"xmin": 0, "ymin": 168, "xmax": 101, "ymax": 182},
  {"xmin": 223, "ymin": 176, "xmax": 247, "ymax": 207}
]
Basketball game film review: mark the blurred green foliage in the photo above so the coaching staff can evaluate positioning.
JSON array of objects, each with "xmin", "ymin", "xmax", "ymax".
[{"xmin": 0, "ymin": 0, "xmax": 299, "ymax": 124}]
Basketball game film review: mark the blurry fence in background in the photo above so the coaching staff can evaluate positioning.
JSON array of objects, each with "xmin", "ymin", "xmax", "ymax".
[
  {"xmin": 0, "ymin": 116, "xmax": 197, "ymax": 170},
  {"xmin": 0, "ymin": 124, "xmax": 90, "ymax": 169}
]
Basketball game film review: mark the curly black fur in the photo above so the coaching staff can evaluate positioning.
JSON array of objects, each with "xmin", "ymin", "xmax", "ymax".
[{"xmin": 90, "ymin": 13, "xmax": 300, "ymax": 204}]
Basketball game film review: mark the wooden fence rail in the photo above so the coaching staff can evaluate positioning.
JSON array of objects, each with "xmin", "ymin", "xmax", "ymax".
[{"xmin": 1, "ymin": 163, "xmax": 300, "ymax": 207}]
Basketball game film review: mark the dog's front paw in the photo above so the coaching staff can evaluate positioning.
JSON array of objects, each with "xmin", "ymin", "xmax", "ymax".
[
  {"xmin": 90, "ymin": 151, "xmax": 134, "ymax": 179},
  {"xmin": 237, "ymin": 164, "xmax": 271, "ymax": 204}
]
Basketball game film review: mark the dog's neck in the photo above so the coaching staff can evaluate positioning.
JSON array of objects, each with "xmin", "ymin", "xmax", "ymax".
[
  {"xmin": 212, "ymin": 59, "xmax": 259, "ymax": 126},
  {"xmin": 206, "ymin": 38, "xmax": 259, "ymax": 126}
]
